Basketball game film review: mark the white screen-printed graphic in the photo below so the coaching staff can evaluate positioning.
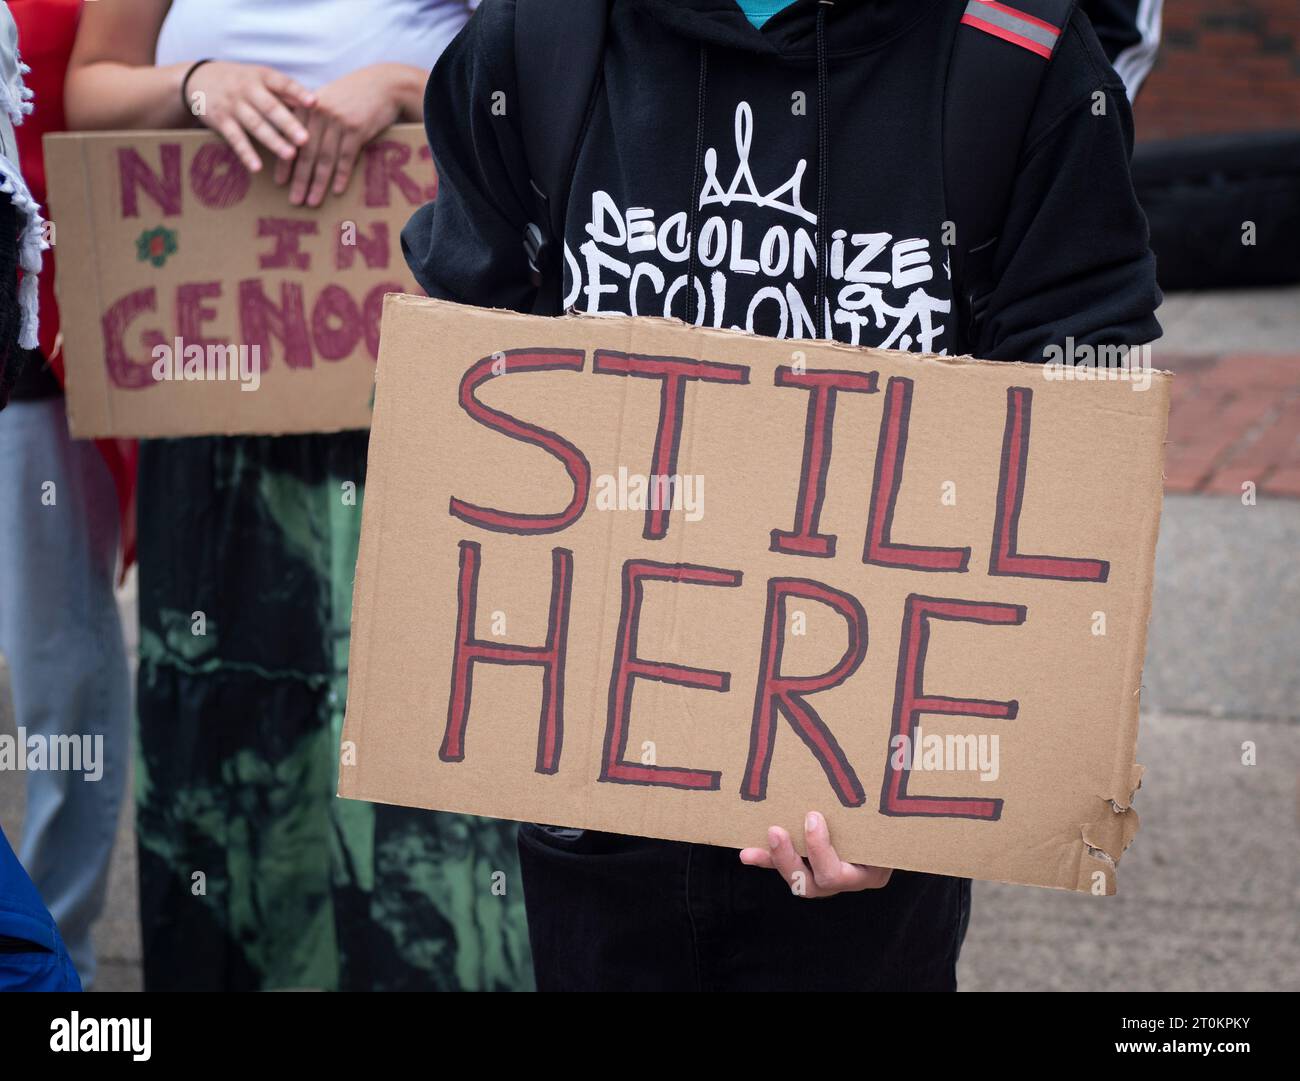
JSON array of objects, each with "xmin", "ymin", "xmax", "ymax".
[{"xmin": 564, "ymin": 102, "xmax": 952, "ymax": 351}]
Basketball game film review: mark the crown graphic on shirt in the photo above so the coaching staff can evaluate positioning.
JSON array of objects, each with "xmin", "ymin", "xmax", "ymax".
[{"xmin": 699, "ymin": 102, "xmax": 817, "ymax": 225}]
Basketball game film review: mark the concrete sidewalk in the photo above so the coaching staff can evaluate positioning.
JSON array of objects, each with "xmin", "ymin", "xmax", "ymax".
[{"xmin": 959, "ymin": 709, "xmax": 1298, "ymax": 992}]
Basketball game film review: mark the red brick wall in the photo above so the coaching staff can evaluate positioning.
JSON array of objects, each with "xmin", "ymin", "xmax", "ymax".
[{"xmin": 1133, "ymin": 1, "xmax": 1300, "ymax": 140}]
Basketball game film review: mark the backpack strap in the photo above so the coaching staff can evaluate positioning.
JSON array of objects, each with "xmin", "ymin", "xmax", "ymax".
[
  {"xmin": 514, "ymin": 0, "xmax": 609, "ymax": 314},
  {"xmin": 944, "ymin": 0, "xmax": 1078, "ymax": 351}
]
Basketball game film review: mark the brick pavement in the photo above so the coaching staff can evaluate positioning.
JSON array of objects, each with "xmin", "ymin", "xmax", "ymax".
[
  {"xmin": 1161, "ymin": 353, "xmax": 1300, "ymax": 496},
  {"xmin": 1134, "ymin": 0, "xmax": 1300, "ymax": 141}
]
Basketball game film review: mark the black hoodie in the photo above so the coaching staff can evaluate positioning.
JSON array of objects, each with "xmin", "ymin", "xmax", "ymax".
[{"xmin": 405, "ymin": 0, "xmax": 1161, "ymax": 362}]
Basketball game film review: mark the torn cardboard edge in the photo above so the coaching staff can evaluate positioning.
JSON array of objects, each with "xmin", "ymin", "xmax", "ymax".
[{"xmin": 407, "ymin": 293, "xmax": 1176, "ymax": 378}]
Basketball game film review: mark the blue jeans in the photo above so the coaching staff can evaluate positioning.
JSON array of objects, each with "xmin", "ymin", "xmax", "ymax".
[{"xmin": 0, "ymin": 399, "xmax": 129, "ymax": 989}]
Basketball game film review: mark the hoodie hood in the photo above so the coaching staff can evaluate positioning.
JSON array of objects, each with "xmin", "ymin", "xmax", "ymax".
[{"xmin": 628, "ymin": 0, "xmax": 939, "ymax": 60}]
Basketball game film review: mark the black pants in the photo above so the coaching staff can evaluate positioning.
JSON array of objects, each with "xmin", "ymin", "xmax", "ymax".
[{"xmin": 517, "ymin": 825, "xmax": 970, "ymax": 992}]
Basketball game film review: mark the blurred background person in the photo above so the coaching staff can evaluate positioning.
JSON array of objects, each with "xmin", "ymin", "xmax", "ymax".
[
  {"xmin": 63, "ymin": 0, "xmax": 531, "ymax": 991},
  {"xmin": 1081, "ymin": 0, "xmax": 1163, "ymax": 101},
  {"xmin": 0, "ymin": 0, "xmax": 130, "ymax": 992}
]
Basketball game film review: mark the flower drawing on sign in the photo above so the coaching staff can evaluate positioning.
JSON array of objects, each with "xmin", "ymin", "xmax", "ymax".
[{"xmin": 136, "ymin": 225, "xmax": 178, "ymax": 267}]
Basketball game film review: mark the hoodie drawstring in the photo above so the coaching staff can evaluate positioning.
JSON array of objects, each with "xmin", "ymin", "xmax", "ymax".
[
  {"xmin": 814, "ymin": 0, "xmax": 833, "ymax": 335},
  {"xmin": 686, "ymin": 45, "xmax": 709, "ymax": 326},
  {"xmin": 686, "ymin": 1, "xmax": 833, "ymax": 337}
]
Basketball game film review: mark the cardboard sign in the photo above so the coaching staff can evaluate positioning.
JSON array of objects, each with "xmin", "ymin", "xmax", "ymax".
[
  {"xmin": 42, "ymin": 124, "xmax": 432, "ymax": 437},
  {"xmin": 340, "ymin": 296, "xmax": 1169, "ymax": 893}
]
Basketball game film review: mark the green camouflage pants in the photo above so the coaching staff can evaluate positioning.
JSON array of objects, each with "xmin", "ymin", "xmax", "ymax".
[{"xmin": 135, "ymin": 432, "xmax": 532, "ymax": 991}]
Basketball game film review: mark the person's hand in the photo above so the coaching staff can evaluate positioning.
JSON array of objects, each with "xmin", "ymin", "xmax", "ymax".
[
  {"xmin": 184, "ymin": 62, "xmax": 315, "ymax": 172},
  {"xmin": 739, "ymin": 811, "xmax": 893, "ymax": 898},
  {"xmin": 275, "ymin": 64, "xmax": 408, "ymax": 207}
]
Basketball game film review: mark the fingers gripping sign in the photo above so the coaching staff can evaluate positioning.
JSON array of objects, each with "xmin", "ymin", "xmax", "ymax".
[
  {"xmin": 185, "ymin": 62, "xmax": 315, "ymax": 173},
  {"xmin": 739, "ymin": 812, "xmax": 893, "ymax": 898}
]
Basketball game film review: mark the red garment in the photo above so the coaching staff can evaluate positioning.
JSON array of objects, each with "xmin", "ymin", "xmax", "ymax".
[{"xmin": 10, "ymin": 0, "xmax": 138, "ymax": 570}]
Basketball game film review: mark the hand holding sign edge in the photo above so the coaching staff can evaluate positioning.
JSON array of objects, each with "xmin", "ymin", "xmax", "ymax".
[{"xmin": 739, "ymin": 811, "xmax": 894, "ymax": 898}]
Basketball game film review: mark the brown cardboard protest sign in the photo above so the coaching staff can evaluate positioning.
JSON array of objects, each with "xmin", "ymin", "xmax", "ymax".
[
  {"xmin": 340, "ymin": 295, "xmax": 1169, "ymax": 893},
  {"xmin": 42, "ymin": 124, "xmax": 432, "ymax": 437}
]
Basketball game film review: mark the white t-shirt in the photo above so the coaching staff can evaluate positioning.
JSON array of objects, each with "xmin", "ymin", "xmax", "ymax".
[{"xmin": 156, "ymin": 0, "xmax": 473, "ymax": 85}]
